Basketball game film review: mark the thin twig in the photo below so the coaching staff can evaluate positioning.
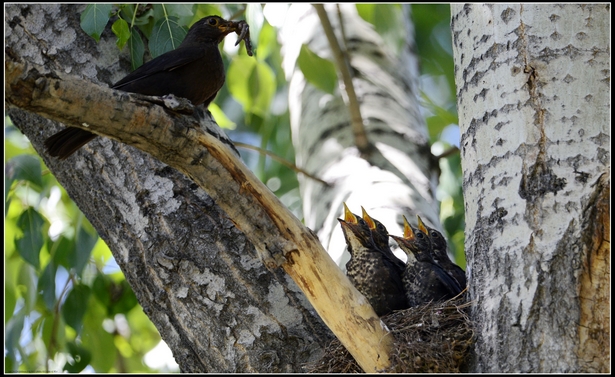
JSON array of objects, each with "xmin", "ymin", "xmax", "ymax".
[
  {"xmin": 434, "ymin": 146, "xmax": 460, "ymax": 160},
  {"xmin": 234, "ymin": 141, "xmax": 330, "ymax": 186},
  {"xmin": 313, "ymin": 4, "xmax": 371, "ymax": 156}
]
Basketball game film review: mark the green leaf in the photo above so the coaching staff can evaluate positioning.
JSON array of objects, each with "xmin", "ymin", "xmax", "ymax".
[
  {"xmin": 255, "ymin": 22, "xmax": 276, "ymax": 60},
  {"xmin": 15, "ymin": 208, "xmax": 46, "ymax": 269},
  {"xmin": 80, "ymin": 4, "xmax": 112, "ymax": 42},
  {"xmin": 112, "ymin": 18, "xmax": 130, "ymax": 50},
  {"xmin": 5, "ymin": 310, "xmax": 25, "ymax": 360},
  {"xmin": 82, "ymin": 298, "xmax": 116, "ymax": 372},
  {"xmin": 74, "ymin": 226, "xmax": 98, "ymax": 276},
  {"xmin": 250, "ymin": 62, "xmax": 276, "ymax": 117},
  {"xmin": 228, "ymin": 56, "xmax": 276, "ymax": 117},
  {"xmin": 192, "ymin": 4, "xmax": 221, "ymax": 23},
  {"xmin": 356, "ymin": 4, "xmax": 376, "ymax": 23},
  {"xmin": 64, "ymin": 341, "xmax": 92, "ymax": 373},
  {"xmin": 245, "ymin": 3, "xmax": 264, "ymax": 48},
  {"xmin": 356, "ymin": 4, "xmax": 404, "ymax": 55},
  {"xmin": 148, "ymin": 16, "xmax": 188, "ymax": 58},
  {"xmin": 17, "ymin": 263, "xmax": 38, "ymax": 312},
  {"xmin": 6, "ymin": 155, "xmax": 43, "ymax": 189},
  {"xmin": 297, "ymin": 44, "xmax": 337, "ymax": 94},
  {"xmin": 41, "ymin": 311, "xmax": 66, "ymax": 358},
  {"xmin": 157, "ymin": 4, "xmax": 195, "ymax": 25},
  {"xmin": 52, "ymin": 236, "xmax": 75, "ymax": 273},
  {"xmin": 109, "ymin": 280, "xmax": 138, "ymax": 315},
  {"xmin": 62, "ymin": 284, "xmax": 91, "ymax": 333},
  {"xmin": 128, "ymin": 30, "xmax": 145, "ymax": 70},
  {"xmin": 92, "ymin": 273, "xmax": 111, "ymax": 308},
  {"xmin": 209, "ymin": 103, "xmax": 236, "ymax": 130},
  {"xmin": 38, "ymin": 261, "xmax": 57, "ymax": 310}
]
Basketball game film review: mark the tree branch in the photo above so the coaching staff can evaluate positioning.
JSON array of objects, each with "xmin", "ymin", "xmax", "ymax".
[
  {"xmin": 313, "ymin": 4, "xmax": 372, "ymax": 157},
  {"xmin": 234, "ymin": 142, "xmax": 331, "ymax": 186},
  {"xmin": 5, "ymin": 57, "xmax": 393, "ymax": 373}
]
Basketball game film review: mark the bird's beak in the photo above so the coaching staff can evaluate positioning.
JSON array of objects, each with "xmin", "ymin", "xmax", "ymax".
[
  {"xmin": 417, "ymin": 215, "xmax": 429, "ymax": 234},
  {"xmin": 390, "ymin": 235, "xmax": 408, "ymax": 252},
  {"xmin": 402, "ymin": 215, "xmax": 416, "ymax": 240},
  {"xmin": 218, "ymin": 20, "xmax": 237, "ymax": 33},
  {"xmin": 361, "ymin": 207, "xmax": 376, "ymax": 230},
  {"xmin": 342, "ymin": 202, "xmax": 357, "ymax": 224}
]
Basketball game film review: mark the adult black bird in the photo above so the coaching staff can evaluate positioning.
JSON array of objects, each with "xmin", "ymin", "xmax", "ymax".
[
  {"xmin": 417, "ymin": 215, "xmax": 467, "ymax": 289},
  {"xmin": 391, "ymin": 215, "xmax": 462, "ymax": 307},
  {"xmin": 45, "ymin": 15, "xmax": 241, "ymax": 159},
  {"xmin": 360, "ymin": 207, "xmax": 405, "ymax": 273},
  {"xmin": 339, "ymin": 203, "xmax": 408, "ymax": 316}
]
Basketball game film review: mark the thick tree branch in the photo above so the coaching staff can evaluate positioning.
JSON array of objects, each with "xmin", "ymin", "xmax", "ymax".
[
  {"xmin": 5, "ymin": 57, "xmax": 394, "ymax": 372},
  {"xmin": 313, "ymin": 4, "xmax": 372, "ymax": 156}
]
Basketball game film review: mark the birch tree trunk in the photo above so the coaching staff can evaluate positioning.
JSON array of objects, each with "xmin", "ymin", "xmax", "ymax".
[
  {"xmin": 280, "ymin": 4, "xmax": 442, "ymax": 270},
  {"xmin": 451, "ymin": 4, "xmax": 610, "ymax": 373}
]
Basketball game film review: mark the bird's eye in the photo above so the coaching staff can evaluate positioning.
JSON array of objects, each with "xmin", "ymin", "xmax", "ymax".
[
  {"xmin": 431, "ymin": 231, "xmax": 439, "ymax": 238},
  {"xmin": 416, "ymin": 232, "xmax": 424, "ymax": 239},
  {"xmin": 208, "ymin": 18, "xmax": 218, "ymax": 26},
  {"xmin": 358, "ymin": 218, "xmax": 366, "ymax": 226},
  {"xmin": 377, "ymin": 223, "xmax": 385, "ymax": 232}
]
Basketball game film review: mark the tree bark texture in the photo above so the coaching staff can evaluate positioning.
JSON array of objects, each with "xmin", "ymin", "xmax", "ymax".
[
  {"xmin": 280, "ymin": 4, "xmax": 442, "ymax": 270},
  {"xmin": 451, "ymin": 4, "xmax": 610, "ymax": 373},
  {"xmin": 6, "ymin": 4, "xmax": 337, "ymax": 372}
]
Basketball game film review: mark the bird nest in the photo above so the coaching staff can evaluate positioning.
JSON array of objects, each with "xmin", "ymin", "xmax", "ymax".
[{"xmin": 304, "ymin": 296, "xmax": 475, "ymax": 373}]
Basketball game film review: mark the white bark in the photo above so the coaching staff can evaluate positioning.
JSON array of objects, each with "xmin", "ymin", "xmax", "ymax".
[
  {"xmin": 280, "ymin": 4, "xmax": 441, "ymax": 269},
  {"xmin": 451, "ymin": 4, "xmax": 610, "ymax": 373}
]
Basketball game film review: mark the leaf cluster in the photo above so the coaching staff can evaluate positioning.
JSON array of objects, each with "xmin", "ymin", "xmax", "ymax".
[{"xmin": 5, "ymin": 121, "xmax": 160, "ymax": 373}]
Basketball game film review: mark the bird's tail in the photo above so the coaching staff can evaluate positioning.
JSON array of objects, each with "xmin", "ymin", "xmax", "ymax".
[{"xmin": 44, "ymin": 128, "xmax": 97, "ymax": 160}]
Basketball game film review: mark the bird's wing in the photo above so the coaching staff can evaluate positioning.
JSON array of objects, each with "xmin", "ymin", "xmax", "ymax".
[
  {"xmin": 380, "ymin": 249, "xmax": 406, "ymax": 274},
  {"xmin": 112, "ymin": 47, "xmax": 206, "ymax": 89},
  {"xmin": 431, "ymin": 262, "xmax": 463, "ymax": 296}
]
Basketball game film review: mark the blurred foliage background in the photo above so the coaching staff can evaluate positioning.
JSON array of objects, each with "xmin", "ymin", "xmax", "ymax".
[{"xmin": 4, "ymin": 3, "xmax": 462, "ymax": 373}]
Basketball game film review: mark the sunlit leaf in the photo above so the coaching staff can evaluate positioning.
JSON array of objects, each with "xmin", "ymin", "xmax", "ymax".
[
  {"xmin": 297, "ymin": 44, "xmax": 337, "ymax": 94},
  {"xmin": 209, "ymin": 103, "xmax": 236, "ymax": 130},
  {"xmin": 255, "ymin": 22, "xmax": 276, "ymax": 60},
  {"xmin": 357, "ymin": 4, "xmax": 404, "ymax": 54},
  {"xmin": 191, "ymin": 4, "xmax": 222, "ymax": 25},
  {"xmin": 42, "ymin": 316, "xmax": 67, "ymax": 359},
  {"xmin": 82, "ymin": 299, "xmax": 116, "ymax": 372},
  {"xmin": 112, "ymin": 18, "xmax": 130, "ymax": 49},
  {"xmin": 17, "ymin": 263, "xmax": 38, "ymax": 311},
  {"xmin": 80, "ymin": 4, "xmax": 112, "ymax": 42},
  {"xmin": 245, "ymin": 3, "xmax": 264, "ymax": 47},
  {"xmin": 228, "ymin": 56, "xmax": 275, "ymax": 117}
]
